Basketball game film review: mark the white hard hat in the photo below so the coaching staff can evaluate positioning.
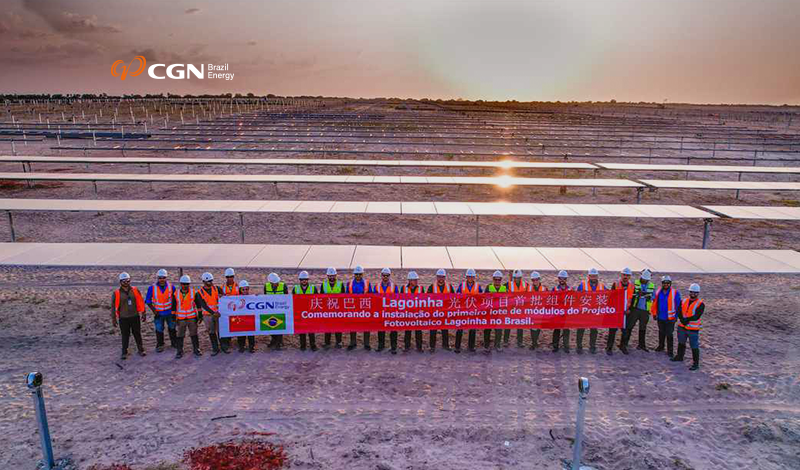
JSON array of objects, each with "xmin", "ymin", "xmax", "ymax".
[
  {"xmin": 298, "ymin": 270, "xmax": 310, "ymax": 280},
  {"xmin": 465, "ymin": 268, "xmax": 476, "ymax": 277},
  {"xmin": 407, "ymin": 271, "xmax": 419, "ymax": 280},
  {"xmin": 558, "ymin": 270, "xmax": 569, "ymax": 278},
  {"xmin": 180, "ymin": 275, "xmax": 191, "ymax": 284},
  {"xmin": 201, "ymin": 272, "xmax": 214, "ymax": 282},
  {"xmin": 492, "ymin": 270, "xmax": 503, "ymax": 278},
  {"xmin": 436, "ymin": 268, "xmax": 447, "ymax": 277},
  {"xmin": 327, "ymin": 267, "xmax": 337, "ymax": 276},
  {"xmin": 530, "ymin": 271, "xmax": 541, "ymax": 280},
  {"xmin": 119, "ymin": 272, "xmax": 131, "ymax": 281},
  {"xmin": 641, "ymin": 269, "xmax": 652, "ymax": 281},
  {"xmin": 156, "ymin": 268, "xmax": 168, "ymax": 278},
  {"xmin": 662, "ymin": 275, "xmax": 672, "ymax": 282},
  {"xmin": 689, "ymin": 283, "xmax": 701, "ymax": 293},
  {"xmin": 512, "ymin": 269, "xmax": 523, "ymax": 278},
  {"xmin": 268, "ymin": 272, "xmax": 281, "ymax": 283},
  {"xmin": 588, "ymin": 268, "xmax": 599, "ymax": 276},
  {"xmin": 238, "ymin": 280, "xmax": 249, "ymax": 288},
  {"xmin": 381, "ymin": 267, "xmax": 391, "ymax": 275},
  {"xmin": 621, "ymin": 267, "xmax": 632, "ymax": 275},
  {"xmin": 353, "ymin": 265, "xmax": 364, "ymax": 274},
  {"xmin": 224, "ymin": 268, "xmax": 235, "ymax": 277}
]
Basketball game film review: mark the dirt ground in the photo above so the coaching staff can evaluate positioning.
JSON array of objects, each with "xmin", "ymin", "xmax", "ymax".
[{"xmin": 1, "ymin": 102, "xmax": 799, "ymax": 469}]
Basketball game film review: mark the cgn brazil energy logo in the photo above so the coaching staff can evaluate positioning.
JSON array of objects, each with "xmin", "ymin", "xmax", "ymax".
[{"xmin": 111, "ymin": 56, "xmax": 234, "ymax": 81}]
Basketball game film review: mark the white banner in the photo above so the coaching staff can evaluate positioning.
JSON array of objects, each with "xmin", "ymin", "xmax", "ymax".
[{"xmin": 218, "ymin": 294, "xmax": 295, "ymax": 337}]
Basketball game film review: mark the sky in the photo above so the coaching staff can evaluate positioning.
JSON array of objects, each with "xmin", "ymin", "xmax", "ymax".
[{"xmin": 0, "ymin": 0, "xmax": 798, "ymax": 104}]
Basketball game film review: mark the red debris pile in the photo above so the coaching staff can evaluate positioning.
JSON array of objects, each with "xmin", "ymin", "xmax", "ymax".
[{"xmin": 184, "ymin": 439, "xmax": 287, "ymax": 470}]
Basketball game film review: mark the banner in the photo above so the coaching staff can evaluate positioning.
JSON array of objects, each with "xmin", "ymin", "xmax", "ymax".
[{"xmin": 219, "ymin": 290, "xmax": 623, "ymax": 337}]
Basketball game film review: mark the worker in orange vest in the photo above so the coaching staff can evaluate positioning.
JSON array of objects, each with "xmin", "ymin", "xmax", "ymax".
[
  {"xmin": 111, "ymin": 272, "xmax": 146, "ymax": 360},
  {"xmin": 651, "ymin": 275, "xmax": 682, "ymax": 358},
  {"xmin": 402, "ymin": 271, "xmax": 426, "ymax": 352},
  {"xmin": 672, "ymin": 283, "xmax": 705, "ymax": 370},
  {"xmin": 608, "ymin": 268, "xmax": 635, "ymax": 355},
  {"xmin": 427, "ymin": 268, "xmax": 453, "ymax": 352},
  {"xmin": 172, "ymin": 275, "xmax": 203, "ymax": 358},
  {"xmin": 575, "ymin": 268, "xmax": 606, "ymax": 354},
  {"xmin": 198, "ymin": 272, "xmax": 227, "ymax": 356},
  {"xmin": 456, "ymin": 268, "xmax": 482, "ymax": 353},
  {"xmin": 505, "ymin": 269, "xmax": 528, "ymax": 347}
]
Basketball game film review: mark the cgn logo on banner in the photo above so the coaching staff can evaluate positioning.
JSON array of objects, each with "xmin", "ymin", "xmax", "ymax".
[{"xmin": 219, "ymin": 295, "xmax": 294, "ymax": 337}]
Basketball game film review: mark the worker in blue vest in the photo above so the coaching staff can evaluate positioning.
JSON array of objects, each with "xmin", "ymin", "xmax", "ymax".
[
  {"xmin": 651, "ymin": 275, "xmax": 682, "ymax": 358},
  {"xmin": 551, "ymin": 270, "xmax": 571, "ymax": 353},
  {"xmin": 374, "ymin": 267, "xmax": 399, "ymax": 353},
  {"xmin": 321, "ymin": 267, "xmax": 345, "ymax": 349},
  {"xmin": 672, "ymin": 283, "xmax": 705, "ymax": 370},
  {"xmin": 345, "ymin": 265, "xmax": 373, "ymax": 351},
  {"xmin": 575, "ymin": 268, "xmax": 606, "ymax": 354},
  {"xmin": 456, "ymin": 268, "xmax": 482, "ymax": 353}
]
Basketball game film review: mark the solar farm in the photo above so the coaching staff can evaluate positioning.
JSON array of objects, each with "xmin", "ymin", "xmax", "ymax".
[{"xmin": 1, "ymin": 98, "xmax": 799, "ymax": 469}]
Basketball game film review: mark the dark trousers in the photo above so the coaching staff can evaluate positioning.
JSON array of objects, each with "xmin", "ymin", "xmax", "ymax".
[
  {"xmin": 657, "ymin": 319, "xmax": 676, "ymax": 355},
  {"xmin": 404, "ymin": 330, "xmax": 423, "ymax": 350},
  {"xmin": 237, "ymin": 336, "xmax": 255, "ymax": 351},
  {"xmin": 389, "ymin": 331, "xmax": 398, "ymax": 351},
  {"xmin": 430, "ymin": 330, "xmax": 449, "ymax": 349},
  {"xmin": 502, "ymin": 329, "xmax": 511, "ymax": 344},
  {"xmin": 576, "ymin": 329, "xmax": 598, "ymax": 350},
  {"xmin": 622, "ymin": 308, "xmax": 650, "ymax": 348},
  {"xmin": 553, "ymin": 329, "xmax": 570, "ymax": 351},
  {"xmin": 530, "ymin": 329, "xmax": 541, "ymax": 349},
  {"xmin": 454, "ymin": 330, "xmax": 464, "ymax": 350},
  {"xmin": 324, "ymin": 332, "xmax": 343, "ymax": 346},
  {"xmin": 348, "ymin": 332, "xmax": 370, "ymax": 348},
  {"xmin": 299, "ymin": 333, "xmax": 316, "ymax": 350},
  {"xmin": 467, "ymin": 330, "xmax": 477, "ymax": 350},
  {"xmin": 483, "ymin": 329, "xmax": 502, "ymax": 349},
  {"xmin": 119, "ymin": 316, "xmax": 143, "ymax": 353}
]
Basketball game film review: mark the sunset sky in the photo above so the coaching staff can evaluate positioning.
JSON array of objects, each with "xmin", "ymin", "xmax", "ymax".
[{"xmin": 0, "ymin": 0, "xmax": 798, "ymax": 103}]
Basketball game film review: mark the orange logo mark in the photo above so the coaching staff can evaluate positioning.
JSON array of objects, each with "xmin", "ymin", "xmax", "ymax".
[{"xmin": 111, "ymin": 56, "xmax": 147, "ymax": 80}]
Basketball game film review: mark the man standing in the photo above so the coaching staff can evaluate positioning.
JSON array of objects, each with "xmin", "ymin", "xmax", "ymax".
[
  {"xmin": 264, "ymin": 272, "xmax": 288, "ymax": 350},
  {"xmin": 401, "ymin": 271, "xmax": 425, "ymax": 352},
  {"xmin": 484, "ymin": 270, "xmax": 507, "ymax": 351},
  {"xmin": 651, "ymin": 275, "xmax": 681, "ymax": 358},
  {"xmin": 575, "ymin": 268, "xmax": 606, "ymax": 354},
  {"xmin": 374, "ymin": 268, "xmax": 399, "ymax": 353},
  {"xmin": 173, "ymin": 275, "xmax": 203, "ymax": 358},
  {"xmin": 321, "ymin": 267, "xmax": 345, "ymax": 349},
  {"xmin": 145, "ymin": 268, "xmax": 176, "ymax": 353},
  {"xmin": 505, "ymin": 269, "xmax": 528, "ymax": 347},
  {"xmin": 608, "ymin": 268, "xmax": 635, "ymax": 355},
  {"xmin": 552, "ymin": 270, "xmax": 571, "ymax": 353},
  {"xmin": 621, "ymin": 269, "xmax": 655, "ymax": 353},
  {"xmin": 527, "ymin": 271, "xmax": 546, "ymax": 351},
  {"xmin": 236, "ymin": 280, "xmax": 255, "ymax": 353},
  {"xmin": 293, "ymin": 271, "xmax": 318, "ymax": 351},
  {"xmin": 456, "ymin": 268, "xmax": 482, "ymax": 353},
  {"xmin": 345, "ymin": 265, "xmax": 373, "ymax": 350},
  {"xmin": 672, "ymin": 283, "xmax": 705, "ymax": 371},
  {"xmin": 427, "ymin": 268, "xmax": 453, "ymax": 352},
  {"xmin": 220, "ymin": 268, "xmax": 238, "ymax": 354},
  {"xmin": 111, "ymin": 272, "xmax": 146, "ymax": 360},
  {"xmin": 196, "ymin": 272, "xmax": 226, "ymax": 356}
]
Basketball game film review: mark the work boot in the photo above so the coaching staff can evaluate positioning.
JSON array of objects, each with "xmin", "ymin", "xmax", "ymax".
[
  {"xmin": 606, "ymin": 330, "xmax": 617, "ymax": 355},
  {"xmin": 175, "ymin": 337, "xmax": 184, "ymax": 359},
  {"xmin": 467, "ymin": 330, "xmax": 476, "ymax": 352},
  {"xmin": 483, "ymin": 330, "xmax": 491, "ymax": 350},
  {"xmin": 191, "ymin": 335, "xmax": 202, "ymax": 357},
  {"xmin": 210, "ymin": 334, "xmax": 221, "ymax": 356},
  {"xmin": 221, "ymin": 338, "xmax": 231, "ymax": 354},
  {"xmin": 620, "ymin": 345, "xmax": 629, "ymax": 355},
  {"xmin": 502, "ymin": 329, "xmax": 510, "ymax": 347},
  {"xmin": 517, "ymin": 329, "xmax": 525, "ymax": 348},
  {"xmin": 494, "ymin": 329, "xmax": 502, "ymax": 351},
  {"xmin": 415, "ymin": 331, "xmax": 424, "ymax": 352},
  {"xmin": 120, "ymin": 350, "xmax": 128, "ymax": 361},
  {"xmin": 690, "ymin": 349, "xmax": 700, "ymax": 371},
  {"xmin": 323, "ymin": 333, "xmax": 332, "ymax": 349},
  {"xmin": 389, "ymin": 332, "xmax": 398, "ymax": 354},
  {"xmin": 155, "ymin": 331, "xmax": 165, "ymax": 353},
  {"xmin": 248, "ymin": 337, "xmax": 255, "ymax": 353},
  {"xmin": 606, "ymin": 347, "xmax": 613, "ymax": 356},
  {"xmin": 376, "ymin": 332, "xmax": 385, "ymax": 351},
  {"xmin": 168, "ymin": 328, "xmax": 178, "ymax": 349},
  {"xmin": 671, "ymin": 344, "xmax": 686, "ymax": 362},
  {"xmin": 637, "ymin": 328, "xmax": 648, "ymax": 351},
  {"xmin": 238, "ymin": 337, "xmax": 246, "ymax": 353},
  {"xmin": 530, "ymin": 330, "xmax": 539, "ymax": 351},
  {"xmin": 309, "ymin": 334, "xmax": 317, "ymax": 351},
  {"xmin": 299, "ymin": 334, "xmax": 307, "ymax": 351},
  {"xmin": 442, "ymin": 330, "xmax": 451, "ymax": 350},
  {"xmin": 454, "ymin": 330, "xmax": 464, "ymax": 353},
  {"xmin": 347, "ymin": 332, "xmax": 357, "ymax": 351},
  {"xmin": 667, "ymin": 336, "xmax": 674, "ymax": 358}
]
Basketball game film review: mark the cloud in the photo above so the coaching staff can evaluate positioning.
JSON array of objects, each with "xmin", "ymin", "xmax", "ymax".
[
  {"xmin": 247, "ymin": 40, "xmax": 257, "ymax": 46},
  {"xmin": 22, "ymin": 0, "xmax": 120, "ymax": 34},
  {"xmin": 185, "ymin": 8, "xmax": 201, "ymax": 15}
]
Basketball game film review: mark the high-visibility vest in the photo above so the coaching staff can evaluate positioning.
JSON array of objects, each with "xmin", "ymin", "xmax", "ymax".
[
  {"xmin": 634, "ymin": 280, "xmax": 656, "ymax": 311},
  {"xmin": 265, "ymin": 282, "xmax": 285, "ymax": 295},
  {"xmin": 346, "ymin": 279, "xmax": 371, "ymax": 294},
  {"xmin": 680, "ymin": 298, "xmax": 704, "ymax": 331},
  {"xmin": 616, "ymin": 281, "xmax": 635, "ymax": 310},
  {"xmin": 431, "ymin": 283, "xmax": 452, "ymax": 293},
  {"xmin": 402, "ymin": 284, "xmax": 424, "ymax": 293},
  {"xmin": 459, "ymin": 281, "xmax": 480, "ymax": 294},
  {"xmin": 508, "ymin": 280, "xmax": 527, "ymax": 292},
  {"xmin": 113, "ymin": 287, "xmax": 145, "ymax": 318},
  {"xmin": 293, "ymin": 284, "xmax": 317, "ymax": 294},
  {"xmin": 174, "ymin": 288, "xmax": 197, "ymax": 320},
  {"xmin": 322, "ymin": 280, "xmax": 344, "ymax": 294},
  {"xmin": 223, "ymin": 283, "xmax": 239, "ymax": 296},
  {"xmin": 486, "ymin": 284, "xmax": 507, "ymax": 293},
  {"xmin": 375, "ymin": 282, "xmax": 396, "ymax": 294},
  {"xmin": 528, "ymin": 283, "xmax": 546, "ymax": 292},
  {"xmin": 651, "ymin": 288, "xmax": 678, "ymax": 320},
  {"xmin": 198, "ymin": 286, "xmax": 220, "ymax": 313},
  {"xmin": 150, "ymin": 282, "xmax": 173, "ymax": 312},
  {"xmin": 580, "ymin": 280, "xmax": 606, "ymax": 292}
]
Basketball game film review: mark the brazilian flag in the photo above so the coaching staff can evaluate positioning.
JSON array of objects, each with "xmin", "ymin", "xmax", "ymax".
[{"xmin": 259, "ymin": 313, "xmax": 286, "ymax": 331}]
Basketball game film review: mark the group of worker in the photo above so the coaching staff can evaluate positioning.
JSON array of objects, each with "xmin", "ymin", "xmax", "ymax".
[{"xmin": 111, "ymin": 265, "xmax": 706, "ymax": 370}]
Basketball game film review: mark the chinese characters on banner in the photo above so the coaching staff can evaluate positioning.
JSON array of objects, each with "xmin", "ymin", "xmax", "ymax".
[{"xmin": 219, "ymin": 291, "xmax": 623, "ymax": 337}]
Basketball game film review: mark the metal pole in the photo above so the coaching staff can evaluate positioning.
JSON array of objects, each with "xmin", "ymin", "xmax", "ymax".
[
  {"xmin": 571, "ymin": 377, "xmax": 590, "ymax": 470},
  {"xmin": 475, "ymin": 215, "xmax": 479, "ymax": 246},
  {"xmin": 636, "ymin": 187, "xmax": 643, "ymax": 204},
  {"xmin": 6, "ymin": 211, "xmax": 16, "ymax": 242},
  {"xmin": 28, "ymin": 374, "xmax": 55, "ymax": 470},
  {"xmin": 239, "ymin": 212, "xmax": 246, "ymax": 243},
  {"xmin": 702, "ymin": 219, "xmax": 712, "ymax": 249}
]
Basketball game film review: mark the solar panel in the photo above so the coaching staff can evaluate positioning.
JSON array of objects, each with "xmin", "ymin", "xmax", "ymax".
[
  {"xmin": 299, "ymin": 245, "xmax": 356, "ymax": 269},
  {"xmin": 703, "ymin": 206, "xmax": 800, "ymax": 220},
  {"xmin": 597, "ymin": 163, "xmax": 800, "ymax": 174},
  {"xmin": 491, "ymin": 247, "xmax": 554, "ymax": 271},
  {"xmin": 446, "ymin": 246, "xmax": 503, "ymax": 269},
  {"xmin": 642, "ymin": 180, "xmax": 800, "ymax": 191},
  {"xmin": 623, "ymin": 248, "xmax": 703, "ymax": 273},
  {"xmin": 350, "ymin": 245, "xmax": 402, "ymax": 269},
  {"xmin": 538, "ymin": 247, "xmax": 600, "ymax": 271},
  {"xmin": 712, "ymin": 250, "xmax": 799, "ymax": 273},
  {"xmin": 669, "ymin": 249, "xmax": 752, "ymax": 273},
  {"xmin": 401, "ymin": 246, "xmax": 452, "ymax": 269}
]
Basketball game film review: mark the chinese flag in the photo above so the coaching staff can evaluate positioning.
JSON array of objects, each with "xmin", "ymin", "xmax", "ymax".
[{"xmin": 229, "ymin": 315, "xmax": 256, "ymax": 333}]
